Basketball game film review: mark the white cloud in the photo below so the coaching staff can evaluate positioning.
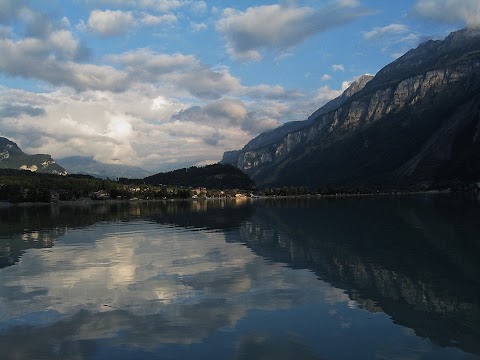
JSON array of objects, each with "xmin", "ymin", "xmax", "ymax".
[
  {"xmin": 83, "ymin": 0, "xmax": 206, "ymax": 14},
  {"xmin": 1, "ymin": 91, "xmax": 128, "ymax": 163},
  {"xmin": 216, "ymin": 2, "xmax": 371, "ymax": 61},
  {"xmin": 242, "ymin": 84, "xmax": 303, "ymax": 100},
  {"xmin": 274, "ymin": 52, "xmax": 293, "ymax": 62},
  {"xmin": 173, "ymin": 98, "xmax": 282, "ymax": 138},
  {"xmin": 0, "ymin": 83, "xmax": 292, "ymax": 170},
  {"xmin": 60, "ymin": 16, "xmax": 71, "ymax": 28},
  {"xmin": 384, "ymin": 32, "xmax": 424, "ymax": 58},
  {"xmin": 174, "ymin": 99, "xmax": 246, "ymax": 124},
  {"xmin": 0, "ymin": 36, "xmax": 129, "ymax": 90},
  {"xmin": 47, "ymin": 30, "xmax": 80, "ymax": 59},
  {"xmin": 316, "ymin": 85, "xmax": 344, "ymax": 103},
  {"xmin": 191, "ymin": 22, "xmax": 207, "ymax": 31},
  {"xmin": 106, "ymin": 114, "xmax": 134, "ymax": 140},
  {"xmin": 363, "ymin": 24, "xmax": 409, "ymax": 41},
  {"xmin": 111, "ymin": 49, "xmax": 241, "ymax": 99},
  {"xmin": 366, "ymin": 27, "xmax": 424, "ymax": 60},
  {"xmin": 80, "ymin": 8, "xmax": 180, "ymax": 36},
  {"xmin": 190, "ymin": 1, "xmax": 207, "ymax": 12},
  {"xmin": 314, "ymin": 77, "xmax": 360, "ymax": 104},
  {"xmin": 0, "ymin": 0, "xmax": 25, "ymax": 23},
  {"xmin": 390, "ymin": 52, "xmax": 405, "ymax": 59},
  {"xmin": 163, "ymin": 66, "xmax": 242, "ymax": 100},
  {"xmin": 18, "ymin": 8, "xmax": 53, "ymax": 38},
  {"xmin": 137, "ymin": 0, "xmax": 182, "ymax": 12},
  {"xmin": 321, "ymin": 74, "xmax": 333, "ymax": 81},
  {"xmin": 111, "ymin": 48, "xmax": 199, "ymax": 75},
  {"xmin": 243, "ymin": 115, "xmax": 279, "ymax": 134},
  {"xmin": 412, "ymin": 0, "xmax": 480, "ymax": 27},
  {"xmin": 0, "ymin": 34, "xmax": 242, "ymax": 97},
  {"xmin": 337, "ymin": 0, "xmax": 361, "ymax": 7},
  {"xmin": 141, "ymin": 12, "xmax": 177, "ymax": 26},
  {"xmin": 0, "ymin": 24, "xmax": 11, "ymax": 37},
  {"xmin": 399, "ymin": 33, "xmax": 420, "ymax": 44},
  {"xmin": 87, "ymin": 9, "xmax": 136, "ymax": 37},
  {"xmin": 332, "ymin": 64, "xmax": 345, "ymax": 72}
]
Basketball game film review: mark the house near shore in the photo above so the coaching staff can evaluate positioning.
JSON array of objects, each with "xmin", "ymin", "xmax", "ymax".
[{"xmin": 192, "ymin": 187, "xmax": 207, "ymax": 197}]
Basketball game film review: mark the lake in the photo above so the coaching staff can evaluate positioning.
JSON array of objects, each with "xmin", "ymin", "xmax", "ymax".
[{"xmin": 0, "ymin": 195, "xmax": 479, "ymax": 360}]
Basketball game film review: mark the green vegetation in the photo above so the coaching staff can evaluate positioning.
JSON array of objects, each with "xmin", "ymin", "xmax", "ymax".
[
  {"xmin": 125, "ymin": 163, "xmax": 255, "ymax": 190},
  {"xmin": 0, "ymin": 169, "xmax": 122, "ymax": 202},
  {"xmin": 0, "ymin": 164, "xmax": 256, "ymax": 203}
]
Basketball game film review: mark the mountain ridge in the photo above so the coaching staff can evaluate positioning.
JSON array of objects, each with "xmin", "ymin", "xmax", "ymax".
[
  {"xmin": 0, "ymin": 137, "xmax": 67, "ymax": 175},
  {"xmin": 138, "ymin": 163, "xmax": 255, "ymax": 190},
  {"xmin": 221, "ymin": 28, "xmax": 480, "ymax": 188}
]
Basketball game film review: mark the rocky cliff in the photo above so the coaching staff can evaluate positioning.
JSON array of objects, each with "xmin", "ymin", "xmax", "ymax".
[
  {"xmin": 0, "ymin": 137, "xmax": 67, "ymax": 175},
  {"xmin": 222, "ymin": 74, "xmax": 374, "ymax": 170},
  {"xmin": 222, "ymin": 28, "xmax": 480, "ymax": 188}
]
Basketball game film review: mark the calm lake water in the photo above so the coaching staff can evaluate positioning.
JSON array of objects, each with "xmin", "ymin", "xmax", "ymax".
[{"xmin": 0, "ymin": 195, "xmax": 479, "ymax": 360}]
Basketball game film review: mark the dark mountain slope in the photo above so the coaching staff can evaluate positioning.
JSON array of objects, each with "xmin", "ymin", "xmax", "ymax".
[
  {"xmin": 222, "ymin": 28, "xmax": 480, "ymax": 188},
  {"xmin": 141, "ymin": 163, "xmax": 255, "ymax": 189},
  {"xmin": 222, "ymin": 74, "xmax": 374, "ymax": 169}
]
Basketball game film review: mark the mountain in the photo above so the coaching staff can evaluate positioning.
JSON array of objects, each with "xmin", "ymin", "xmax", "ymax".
[
  {"xmin": 222, "ymin": 74, "xmax": 374, "ymax": 165},
  {"xmin": 140, "ymin": 163, "xmax": 255, "ymax": 189},
  {"xmin": 58, "ymin": 156, "xmax": 152, "ymax": 179},
  {"xmin": 222, "ymin": 28, "xmax": 480, "ymax": 188},
  {"xmin": 0, "ymin": 137, "xmax": 67, "ymax": 175}
]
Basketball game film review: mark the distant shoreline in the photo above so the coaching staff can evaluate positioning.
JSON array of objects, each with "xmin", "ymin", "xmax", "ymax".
[{"xmin": 1, "ymin": 188, "xmax": 474, "ymax": 208}]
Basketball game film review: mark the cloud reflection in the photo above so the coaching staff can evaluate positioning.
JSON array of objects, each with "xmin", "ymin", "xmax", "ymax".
[
  {"xmin": 0, "ymin": 197, "xmax": 478, "ymax": 358},
  {"xmin": 0, "ymin": 216, "xmax": 344, "ymax": 357}
]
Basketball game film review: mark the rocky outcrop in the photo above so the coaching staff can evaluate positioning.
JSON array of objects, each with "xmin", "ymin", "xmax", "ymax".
[
  {"xmin": 222, "ymin": 28, "xmax": 480, "ymax": 187},
  {"xmin": 0, "ymin": 137, "xmax": 67, "ymax": 175},
  {"xmin": 309, "ymin": 74, "xmax": 374, "ymax": 122}
]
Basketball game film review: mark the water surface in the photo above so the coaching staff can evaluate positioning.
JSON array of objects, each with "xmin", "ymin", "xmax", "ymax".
[{"xmin": 0, "ymin": 196, "xmax": 479, "ymax": 359}]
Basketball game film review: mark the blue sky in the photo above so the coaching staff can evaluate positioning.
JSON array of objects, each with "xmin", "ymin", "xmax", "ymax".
[{"xmin": 0, "ymin": 0, "xmax": 476, "ymax": 171}]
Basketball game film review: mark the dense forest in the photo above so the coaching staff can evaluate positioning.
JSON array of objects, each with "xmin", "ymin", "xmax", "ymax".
[
  {"xmin": 126, "ymin": 163, "xmax": 256, "ymax": 190},
  {"xmin": 0, "ymin": 169, "xmax": 122, "ymax": 202}
]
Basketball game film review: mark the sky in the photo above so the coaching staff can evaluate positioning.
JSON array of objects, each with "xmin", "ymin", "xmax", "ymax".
[{"xmin": 0, "ymin": 0, "xmax": 477, "ymax": 172}]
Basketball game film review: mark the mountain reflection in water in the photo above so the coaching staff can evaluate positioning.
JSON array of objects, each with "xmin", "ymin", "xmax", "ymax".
[{"xmin": 0, "ymin": 196, "xmax": 478, "ymax": 359}]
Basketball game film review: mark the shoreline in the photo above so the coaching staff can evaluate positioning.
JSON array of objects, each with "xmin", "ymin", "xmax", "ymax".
[{"xmin": 2, "ymin": 188, "xmax": 477, "ymax": 207}]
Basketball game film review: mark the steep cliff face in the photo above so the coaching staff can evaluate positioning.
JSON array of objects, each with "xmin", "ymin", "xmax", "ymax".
[
  {"xmin": 222, "ymin": 28, "xmax": 480, "ymax": 187},
  {"xmin": 0, "ymin": 137, "xmax": 67, "ymax": 175},
  {"xmin": 221, "ymin": 75, "xmax": 373, "ymax": 175}
]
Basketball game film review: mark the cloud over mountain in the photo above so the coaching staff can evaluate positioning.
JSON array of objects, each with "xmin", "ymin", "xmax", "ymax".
[{"xmin": 0, "ymin": 0, "xmax": 465, "ymax": 174}]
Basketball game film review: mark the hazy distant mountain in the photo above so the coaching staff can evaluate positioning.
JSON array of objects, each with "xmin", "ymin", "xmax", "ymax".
[
  {"xmin": 222, "ymin": 28, "xmax": 480, "ymax": 188},
  {"xmin": 58, "ymin": 156, "xmax": 152, "ymax": 179},
  {"xmin": 0, "ymin": 137, "xmax": 67, "ymax": 175}
]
